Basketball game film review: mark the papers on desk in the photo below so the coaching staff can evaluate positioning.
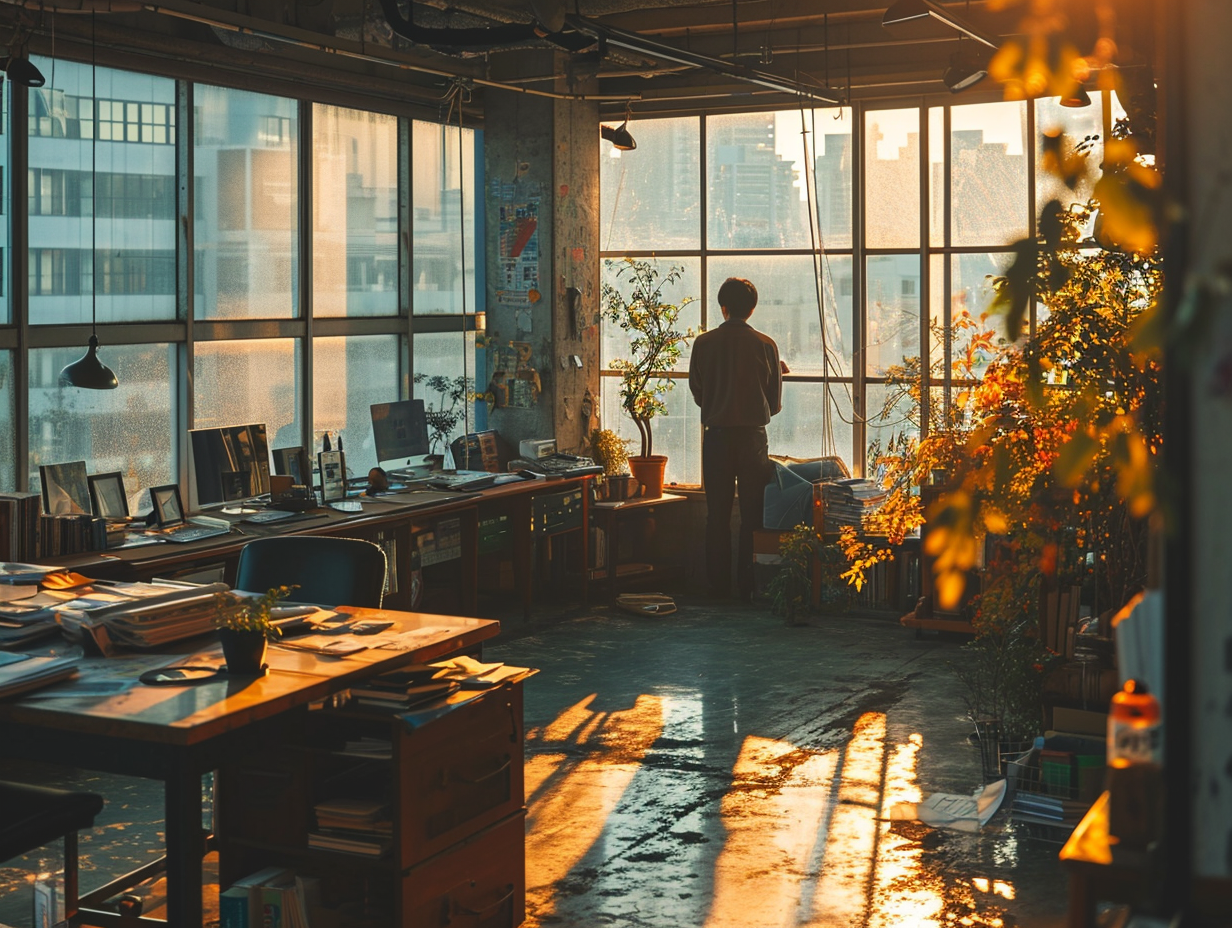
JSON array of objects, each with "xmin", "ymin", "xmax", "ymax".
[
  {"xmin": 431, "ymin": 655, "xmax": 529, "ymax": 688},
  {"xmin": 55, "ymin": 581, "xmax": 229, "ymax": 648},
  {"xmin": 0, "ymin": 654, "xmax": 78, "ymax": 699},
  {"xmin": 0, "ymin": 562, "xmax": 66, "ymax": 585}
]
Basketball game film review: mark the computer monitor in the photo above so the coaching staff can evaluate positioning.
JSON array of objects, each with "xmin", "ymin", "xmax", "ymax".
[
  {"xmin": 190, "ymin": 423, "xmax": 272, "ymax": 508},
  {"xmin": 370, "ymin": 399, "xmax": 429, "ymax": 467}
]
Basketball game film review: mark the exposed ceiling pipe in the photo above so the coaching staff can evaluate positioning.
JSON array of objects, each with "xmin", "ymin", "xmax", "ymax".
[
  {"xmin": 137, "ymin": 1, "xmax": 638, "ymax": 103},
  {"xmin": 374, "ymin": 0, "xmax": 596, "ymax": 55},
  {"xmin": 0, "ymin": 1, "xmax": 143, "ymax": 11},
  {"xmin": 565, "ymin": 13, "xmax": 841, "ymax": 104}
]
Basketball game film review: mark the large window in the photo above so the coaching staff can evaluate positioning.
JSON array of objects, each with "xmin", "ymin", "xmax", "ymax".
[
  {"xmin": 599, "ymin": 96, "xmax": 1113, "ymax": 482},
  {"xmin": 1, "ymin": 58, "xmax": 483, "ymax": 506}
]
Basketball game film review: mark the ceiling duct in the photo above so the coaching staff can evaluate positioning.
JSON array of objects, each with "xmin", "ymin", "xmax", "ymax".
[{"xmin": 375, "ymin": 0, "xmax": 596, "ymax": 55}]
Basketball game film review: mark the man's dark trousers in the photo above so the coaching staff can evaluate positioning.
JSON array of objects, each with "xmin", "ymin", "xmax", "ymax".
[{"xmin": 702, "ymin": 425, "xmax": 770, "ymax": 599}]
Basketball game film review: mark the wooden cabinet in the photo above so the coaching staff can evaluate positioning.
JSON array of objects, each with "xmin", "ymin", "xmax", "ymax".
[{"xmin": 216, "ymin": 680, "xmax": 528, "ymax": 927}]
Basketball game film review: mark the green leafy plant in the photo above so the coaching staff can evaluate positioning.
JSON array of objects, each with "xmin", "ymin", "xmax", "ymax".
[
  {"xmin": 600, "ymin": 259, "xmax": 696, "ymax": 458},
  {"xmin": 214, "ymin": 585, "xmax": 294, "ymax": 639},
  {"xmin": 413, "ymin": 374, "xmax": 474, "ymax": 454}
]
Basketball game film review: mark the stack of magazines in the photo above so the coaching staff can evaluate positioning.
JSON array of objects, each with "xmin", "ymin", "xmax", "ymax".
[
  {"xmin": 0, "ymin": 653, "xmax": 78, "ymax": 698},
  {"xmin": 308, "ymin": 798, "xmax": 392, "ymax": 857},
  {"xmin": 55, "ymin": 581, "xmax": 229, "ymax": 648}
]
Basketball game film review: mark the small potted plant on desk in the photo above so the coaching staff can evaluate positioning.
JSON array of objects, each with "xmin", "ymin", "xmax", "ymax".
[
  {"xmin": 589, "ymin": 427, "xmax": 634, "ymax": 501},
  {"xmin": 601, "ymin": 258, "xmax": 696, "ymax": 500},
  {"xmin": 214, "ymin": 585, "xmax": 293, "ymax": 675},
  {"xmin": 414, "ymin": 373, "xmax": 474, "ymax": 470}
]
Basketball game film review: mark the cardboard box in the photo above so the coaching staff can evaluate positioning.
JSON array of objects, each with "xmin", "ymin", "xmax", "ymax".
[{"xmin": 1051, "ymin": 706, "xmax": 1108, "ymax": 738}]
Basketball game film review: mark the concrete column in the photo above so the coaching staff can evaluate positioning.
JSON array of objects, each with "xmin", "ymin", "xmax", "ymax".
[
  {"xmin": 1182, "ymin": 0, "xmax": 1232, "ymax": 881},
  {"xmin": 482, "ymin": 51, "xmax": 600, "ymax": 456}
]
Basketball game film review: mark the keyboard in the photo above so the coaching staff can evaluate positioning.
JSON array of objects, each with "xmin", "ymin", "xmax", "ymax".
[
  {"xmin": 510, "ymin": 455, "xmax": 604, "ymax": 478},
  {"xmin": 243, "ymin": 510, "xmax": 298, "ymax": 524},
  {"xmin": 159, "ymin": 524, "xmax": 232, "ymax": 544},
  {"xmin": 426, "ymin": 471, "xmax": 499, "ymax": 491}
]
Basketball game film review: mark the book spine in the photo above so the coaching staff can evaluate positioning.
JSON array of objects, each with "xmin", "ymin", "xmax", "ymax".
[{"xmin": 219, "ymin": 891, "xmax": 249, "ymax": 928}]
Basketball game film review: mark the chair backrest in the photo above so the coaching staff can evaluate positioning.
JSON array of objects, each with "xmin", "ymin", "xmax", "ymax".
[
  {"xmin": 234, "ymin": 536, "xmax": 387, "ymax": 608},
  {"xmin": 0, "ymin": 781, "xmax": 103, "ymax": 862}
]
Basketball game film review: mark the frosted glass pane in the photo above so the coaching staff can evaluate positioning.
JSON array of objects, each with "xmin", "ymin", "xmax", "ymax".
[
  {"xmin": 951, "ymin": 101, "xmax": 1028, "ymax": 246},
  {"xmin": 1036, "ymin": 93, "xmax": 1104, "ymax": 223},
  {"xmin": 28, "ymin": 58, "xmax": 177, "ymax": 324},
  {"xmin": 767, "ymin": 381, "xmax": 855, "ymax": 473},
  {"xmin": 195, "ymin": 339, "xmax": 302, "ymax": 456},
  {"xmin": 811, "ymin": 107, "xmax": 854, "ymax": 249},
  {"xmin": 709, "ymin": 255, "xmax": 853, "ymax": 378},
  {"xmin": 866, "ymin": 255, "xmax": 921, "ymax": 377},
  {"xmin": 865, "ymin": 108, "xmax": 920, "ymax": 248},
  {"xmin": 313, "ymin": 335, "xmax": 400, "ymax": 474},
  {"xmin": 601, "ymin": 258, "xmax": 701, "ymax": 371},
  {"xmin": 707, "ymin": 112, "xmax": 811, "ymax": 249},
  {"xmin": 866, "ymin": 382, "xmax": 919, "ymax": 464},
  {"xmin": 929, "ymin": 107, "xmax": 944, "ymax": 247},
  {"xmin": 600, "ymin": 116, "xmax": 700, "ymax": 251},
  {"xmin": 412, "ymin": 331, "xmax": 480, "ymax": 459},
  {"xmin": 314, "ymin": 105, "xmax": 398, "ymax": 318},
  {"xmin": 28, "ymin": 344, "xmax": 177, "ymax": 511},
  {"xmin": 950, "ymin": 253, "xmax": 1013, "ymax": 380},
  {"xmin": 411, "ymin": 120, "xmax": 478, "ymax": 315},
  {"xmin": 194, "ymin": 85, "xmax": 298, "ymax": 319},
  {"xmin": 0, "ymin": 353, "xmax": 13, "ymax": 491},
  {"xmin": 601, "ymin": 374, "xmax": 699, "ymax": 486}
]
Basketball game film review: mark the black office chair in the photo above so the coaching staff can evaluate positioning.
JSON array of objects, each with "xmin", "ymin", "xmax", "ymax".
[
  {"xmin": 234, "ymin": 535, "xmax": 388, "ymax": 608},
  {"xmin": 0, "ymin": 780, "xmax": 104, "ymax": 924}
]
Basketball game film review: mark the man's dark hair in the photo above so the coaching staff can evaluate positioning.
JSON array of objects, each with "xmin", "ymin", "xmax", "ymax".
[{"xmin": 718, "ymin": 277, "xmax": 758, "ymax": 319}]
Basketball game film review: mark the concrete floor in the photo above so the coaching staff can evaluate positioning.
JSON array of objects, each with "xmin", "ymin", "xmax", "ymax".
[{"xmin": 0, "ymin": 598, "xmax": 1071, "ymax": 928}]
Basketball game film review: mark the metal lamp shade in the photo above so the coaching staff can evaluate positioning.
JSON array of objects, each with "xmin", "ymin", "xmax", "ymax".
[
  {"xmin": 600, "ymin": 121, "xmax": 636, "ymax": 150},
  {"xmin": 59, "ymin": 336, "xmax": 119, "ymax": 390}
]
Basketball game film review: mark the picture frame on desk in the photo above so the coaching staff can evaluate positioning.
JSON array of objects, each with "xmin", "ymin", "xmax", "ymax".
[
  {"xmin": 149, "ymin": 484, "xmax": 185, "ymax": 527},
  {"xmin": 318, "ymin": 450, "xmax": 346, "ymax": 502},
  {"xmin": 273, "ymin": 446, "xmax": 310, "ymax": 487},
  {"xmin": 39, "ymin": 461, "xmax": 90, "ymax": 516},
  {"xmin": 87, "ymin": 471, "xmax": 128, "ymax": 520}
]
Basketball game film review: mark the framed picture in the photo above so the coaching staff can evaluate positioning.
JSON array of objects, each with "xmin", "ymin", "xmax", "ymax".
[
  {"xmin": 87, "ymin": 472, "xmax": 129, "ymax": 520},
  {"xmin": 273, "ymin": 446, "xmax": 310, "ymax": 487},
  {"xmin": 39, "ymin": 461, "xmax": 91, "ymax": 515},
  {"xmin": 318, "ymin": 450, "xmax": 347, "ymax": 503},
  {"xmin": 149, "ymin": 484, "xmax": 186, "ymax": 528}
]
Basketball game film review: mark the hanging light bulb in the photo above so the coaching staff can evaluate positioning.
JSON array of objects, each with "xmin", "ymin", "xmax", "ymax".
[{"xmin": 60, "ymin": 13, "xmax": 118, "ymax": 390}]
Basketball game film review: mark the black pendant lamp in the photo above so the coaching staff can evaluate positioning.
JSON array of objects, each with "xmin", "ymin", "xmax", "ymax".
[{"xmin": 60, "ymin": 15, "xmax": 118, "ymax": 390}]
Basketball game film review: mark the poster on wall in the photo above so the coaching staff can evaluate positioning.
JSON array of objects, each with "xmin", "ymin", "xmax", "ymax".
[{"xmin": 496, "ymin": 197, "xmax": 541, "ymax": 308}]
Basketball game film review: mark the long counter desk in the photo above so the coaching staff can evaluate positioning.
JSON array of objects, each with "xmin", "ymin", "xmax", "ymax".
[
  {"xmin": 0, "ymin": 608, "xmax": 507, "ymax": 927},
  {"xmin": 41, "ymin": 475, "xmax": 593, "ymax": 618}
]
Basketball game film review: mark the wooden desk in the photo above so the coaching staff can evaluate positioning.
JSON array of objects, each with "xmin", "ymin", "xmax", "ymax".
[
  {"xmin": 590, "ymin": 493, "xmax": 687, "ymax": 598},
  {"xmin": 0, "ymin": 609, "xmax": 500, "ymax": 927},
  {"xmin": 45, "ymin": 476, "xmax": 593, "ymax": 618},
  {"xmin": 1059, "ymin": 791, "xmax": 1161, "ymax": 928}
]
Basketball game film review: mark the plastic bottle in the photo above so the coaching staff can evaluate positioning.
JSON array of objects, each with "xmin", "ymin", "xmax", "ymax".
[
  {"xmin": 1106, "ymin": 679, "xmax": 1160, "ymax": 767},
  {"xmin": 1106, "ymin": 679, "xmax": 1163, "ymax": 847}
]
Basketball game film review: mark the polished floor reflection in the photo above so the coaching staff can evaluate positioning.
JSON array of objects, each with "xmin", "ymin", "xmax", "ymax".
[{"xmin": 487, "ymin": 600, "xmax": 1068, "ymax": 928}]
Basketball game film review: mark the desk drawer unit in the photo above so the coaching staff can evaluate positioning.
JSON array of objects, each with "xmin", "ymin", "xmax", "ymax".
[
  {"xmin": 397, "ymin": 681, "xmax": 525, "ymax": 868},
  {"xmin": 401, "ymin": 811, "xmax": 526, "ymax": 928}
]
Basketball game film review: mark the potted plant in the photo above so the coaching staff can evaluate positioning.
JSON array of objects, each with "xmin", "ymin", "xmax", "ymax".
[
  {"xmin": 413, "ymin": 374, "xmax": 474, "ymax": 469},
  {"xmin": 214, "ymin": 585, "xmax": 292, "ymax": 674},
  {"xmin": 588, "ymin": 427, "xmax": 634, "ymax": 500},
  {"xmin": 600, "ymin": 258, "xmax": 696, "ymax": 500}
]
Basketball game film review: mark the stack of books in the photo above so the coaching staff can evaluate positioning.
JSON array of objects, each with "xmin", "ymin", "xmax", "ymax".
[
  {"xmin": 55, "ymin": 581, "xmax": 229, "ymax": 648},
  {"xmin": 346, "ymin": 663, "xmax": 458, "ymax": 710},
  {"xmin": 0, "ymin": 493, "xmax": 40, "ymax": 562},
  {"xmin": 308, "ymin": 798, "xmax": 392, "ymax": 858},
  {"xmin": 37, "ymin": 513, "xmax": 109, "ymax": 557},
  {"xmin": 1010, "ymin": 790, "xmax": 1089, "ymax": 832},
  {"xmin": 220, "ymin": 867, "xmax": 318, "ymax": 928},
  {"xmin": 821, "ymin": 478, "xmax": 887, "ymax": 531}
]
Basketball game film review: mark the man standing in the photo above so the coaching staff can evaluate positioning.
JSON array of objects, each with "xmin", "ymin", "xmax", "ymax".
[{"xmin": 689, "ymin": 277, "xmax": 783, "ymax": 601}]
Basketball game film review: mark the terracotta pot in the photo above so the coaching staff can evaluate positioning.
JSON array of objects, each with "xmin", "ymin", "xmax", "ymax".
[
  {"xmin": 603, "ymin": 473, "xmax": 637, "ymax": 501},
  {"xmin": 219, "ymin": 627, "xmax": 268, "ymax": 675},
  {"xmin": 628, "ymin": 455, "xmax": 667, "ymax": 500}
]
